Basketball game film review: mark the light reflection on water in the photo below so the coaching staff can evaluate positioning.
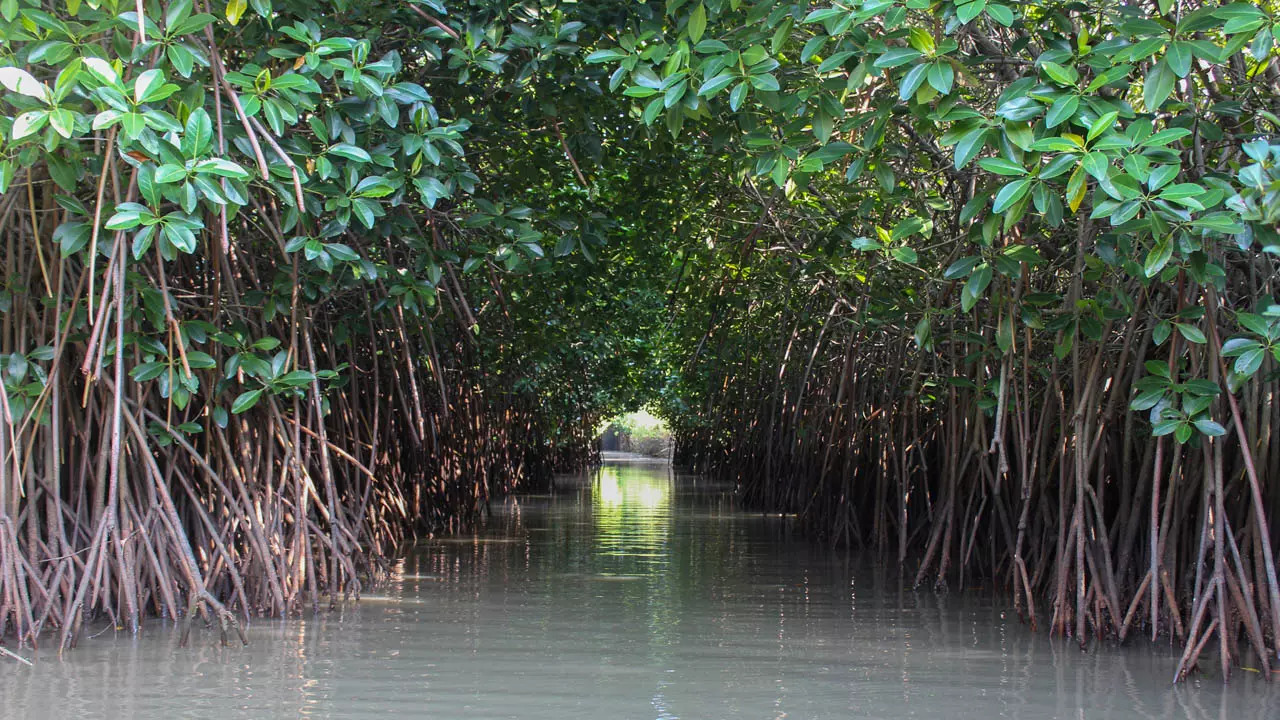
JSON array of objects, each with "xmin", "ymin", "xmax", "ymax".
[{"xmin": 4, "ymin": 455, "xmax": 1279, "ymax": 719}]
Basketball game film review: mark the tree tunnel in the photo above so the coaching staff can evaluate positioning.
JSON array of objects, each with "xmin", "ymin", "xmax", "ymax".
[{"xmin": 1, "ymin": 0, "xmax": 1279, "ymax": 682}]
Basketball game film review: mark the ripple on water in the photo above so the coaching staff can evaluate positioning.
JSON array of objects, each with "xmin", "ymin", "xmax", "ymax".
[{"xmin": 6, "ymin": 460, "xmax": 1280, "ymax": 719}]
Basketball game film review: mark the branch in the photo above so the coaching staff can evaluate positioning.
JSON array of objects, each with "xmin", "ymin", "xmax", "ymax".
[{"xmin": 406, "ymin": 3, "xmax": 460, "ymax": 39}]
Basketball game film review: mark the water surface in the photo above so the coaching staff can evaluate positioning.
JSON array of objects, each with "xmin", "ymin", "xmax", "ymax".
[{"xmin": 5, "ymin": 456, "xmax": 1278, "ymax": 718}]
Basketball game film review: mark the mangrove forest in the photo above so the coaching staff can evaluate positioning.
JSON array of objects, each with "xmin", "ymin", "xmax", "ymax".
[{"xmin": 3, "ymin": 0, "xmax": 1280, "ymax": 690}]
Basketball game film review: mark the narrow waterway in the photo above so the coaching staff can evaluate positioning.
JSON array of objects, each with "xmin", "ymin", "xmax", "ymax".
[{"xmin": 6, "ymin": 455, "xmax": 1279, "ymax": 718}]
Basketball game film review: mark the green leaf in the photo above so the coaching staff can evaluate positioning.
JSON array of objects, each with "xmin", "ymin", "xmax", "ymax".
[
  {"xmin": 130, "ymin": 361, "xmax": 167, "ymax": 382},
  {"xmin": 1154, "ymin": 321, "xmax": 1172, "ymax": 346},
  {"xmin": 812, "ymin": 112, "xmax": 833, "ymax": 143},
  {"xmin": 803, "ymin": 8, "xmax": 845, "ymax": 23},
  {"xmin": 133, "ymin": 69, "xmax": 165, "ymax": 103},
  {"xmin": 183, "ymin": 108, "xmax": 213, "ymax": 158},
  {"xmin": 1142, "ymin": 128, "xmax": 1191, "ymax": 147},
  {"xmin": 642, "ymin": 96, "xmax": 663, "ymax": 125},
  {"xmin": 698, "ymin": 72, "xmax": 736, "ymax": 97},
  {"xmin": 165, "ymin": 0, "xmax": 193, "ymax": 30},
  {"xmin": 944, "ymin": 255, "xmax": 981, "ymax": 279},
  {"xmin": 351, "ymin": 199, "xmax": 377, "ymax": 229},
  {"xmin": 329, "ymin": 144, "xmax": 372, "ymax": 162},
  {"xmin": 585, "ymin": 49, "xmax": 628, "ymax": 64},
  {"xmin": 1236, "ymin": 312, "xmax": 1272, "ymax": 338},
  {"xmin": 325, "ymin": 243, "xmax": 359, "ymax": 261},
  {"xmin": 1221, "ymin": 337, "xmax": 1263, "ymax": 356},
  {"xmin": 899, "ymin": 64, "xmax": 928, "ymax": 100},
  {"xmin": 106, "ymin": 208, "xmax": 146, "ymax": 231},
  {"xmin": 1081, "ymin": 152, "xmax": 1110, "ymax": 180},
  {"xmin": 985, "ymin": 4, "xmax": 1014, "ymax": 26},
  {"xmin": 168, "ymin": 44, "xmax": 196, "ymax": 78},
  {"xmin": 926, "ymin": 61, "xmax": 954, "ymax": 94},
  {"xmin": 1191, "ymin": 213, "xmax": 1245, "ymax": 234},
  {"xmin": 1130, "ymin": 387, "xmax": 1166, "ymax": 411},
  {"xmin": 956, "ymin": 0, "xmax": 986, "ymax": 24},
  {"xmin": 48, "ymin": 109, "xmax": 75, "ymax": 139},
  {"xmin": 353, "ymin": 175, "xmax": 395, "ymax": 197},
  {"xmin": 1045, "ymin": 94, "xmax": 1079, "ymax": 128},
  {"xmin": 120, "ymin": 112, "xmax": 147, "ymax": 139},
  {"xmin": 992, "ymin": 178, "xmax": 1031, "ymax": 213},
  {"xmin": 163, "ymin": 223, "xmax": 198, "ymax": 254},
  {"xmin": 12, "ymin": 111, "xmax": 49, "ymax": 140},
  {"xmin": 138, "ymin": 166, "xmax": 163, "ymax": 207},
  {"xmin": 1040, "ymin": 62, "xmax": 1078, "ymax": 86},
  {"xmin": 1158, "ymin": 183, "xmax": 1204, "ymax": 200},
  {"xmin": 997, "ymin": 312, "xmax": 1014, "ymax": 353},
  {"xmin": 1176, "ymin": 323, "xmax": 1206, "ymax": 344},
  {"xmin": 908, "ymin": 28, "xmax": 936, "ymax": 55},
  {"xmin": 1174, "ymin": 422, "xmax": 1193, "ymax": 444},
  {"xmin": 977, "ymin": 157, "xmax": 1026, "ymax": 176},
  {"xmin": 1004, "ymin": 122, "xmax": 1034, "ymax": 151},
  {"xmin": 740, "ymin": 46, "xmax": 768, "ymax": 67},
  {"xmin": 231, "ymin": 388, "xmax": 263, "ymax": 414},
  {"xmin": 962, "ymin": 265, "xmax": 993, "ymax": 312},
  {"xmin": 913, "ymin": 314, "xmax": 932, "ymax": 349},
  {"xmin": 1002, "ymin": 244, "xmax": 1043, "ymax": 264},
  {"xmin": 817, "ymin": 51, "xmax": 855, "ymax": 73},
  {"xmin": 226, "ymin": 0, "xmax": 247, "ymax": 25},
  {"xmin": 1143, "ymin": 60, "xmax": 1175, "ymax": 110},
  {"xmin": 186, "ymin": 351, "xmax": 217, "ymax": 370},
  {"xmin": 891, "ymin": 216, "xmax": 925, "ymax": 240},
  {"xmin": 1030, "ymin": 137, "xmax": 1082, "ymax": 153},
  {"xmin": 953, "ymin": 127, "xmax": 987, "ymax": 169},
  {"xmin": 55, "ymin": 222, "xmax": 91, "ymax": 256},
  {"xmin": 194, "ymin": 159, "xmax": 250, "ymax": 178},
  {"xmin": 1183, "ymin": 379, "xmax": 1220, "ymax": 397},
  {"xmin": 156, "ymin": 164, "xmax": 188, "ymax": 183},
  {"xmin": 279, "ymin": 370, "xmax": 316, "ymax": 386},
  {"xmin": 664, "ymin": 80, "xmax": 688, "ymax": 108},
  {"xmin": 1192, "ymin": 417, "xmax": 1226, "ymax": 437},
  {"xmin": 891, "ymin": 247, "xmax": 918, "ymax": 264},
  {"xmin": 1087, "ymin": 111, "xmax": 1118, "ymax": 141},
  {"xmin": 1144, "ymin": 238, "xmax": 1173, "ymax": 277},
  {"xmin": 875, "ymin": 48, "xmax": 922, "ymax": 69},
  {"xmin": 688, "ymin": 3, "xmax": 707, "ymax": 44},
  {"xmin": 1166, "ymin": 41, "xmax": 1193, "ymax": 78},
  {"xmin": 1235, "ymin": 347, "xmax": 1266, "ymax": 376}
]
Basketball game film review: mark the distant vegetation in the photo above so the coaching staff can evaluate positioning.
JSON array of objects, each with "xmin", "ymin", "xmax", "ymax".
[{"xmin": 600, "ymin": 410, "xmax": 673, "ymax": 457}]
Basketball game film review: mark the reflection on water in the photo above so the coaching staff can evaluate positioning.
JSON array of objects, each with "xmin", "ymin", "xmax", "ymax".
[
  {"xmin": 593, "ymin": 464, "xmax": 671, "ymax": 574},
  {"xmin": 5, "ymin": 455, "xmax": 1279, "ymax": 719}
]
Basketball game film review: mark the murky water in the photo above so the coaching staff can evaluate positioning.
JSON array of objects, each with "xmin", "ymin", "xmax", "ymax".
[{"xmin": 5, "ymin": 456, "xmax": 1279, "ymax": 719}]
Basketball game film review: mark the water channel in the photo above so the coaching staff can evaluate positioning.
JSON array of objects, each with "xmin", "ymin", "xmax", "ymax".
[{"xmin": 5, "ymin": 455, "xmax": 1279, "ymax": 718}]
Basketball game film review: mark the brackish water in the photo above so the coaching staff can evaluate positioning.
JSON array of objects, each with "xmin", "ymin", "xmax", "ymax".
[{"xmin": 5, "ymin": 455, "xmax": 1279, "ymax": 719}]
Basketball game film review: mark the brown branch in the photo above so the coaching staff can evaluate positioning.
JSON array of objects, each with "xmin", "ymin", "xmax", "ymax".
[
  {"xmin": 406, "ymin": 3, "xmax": 461, "ymax": 39},
  {"xmin": 553, "ymin": 120, "xmax": 589, "ymax": 188}
]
